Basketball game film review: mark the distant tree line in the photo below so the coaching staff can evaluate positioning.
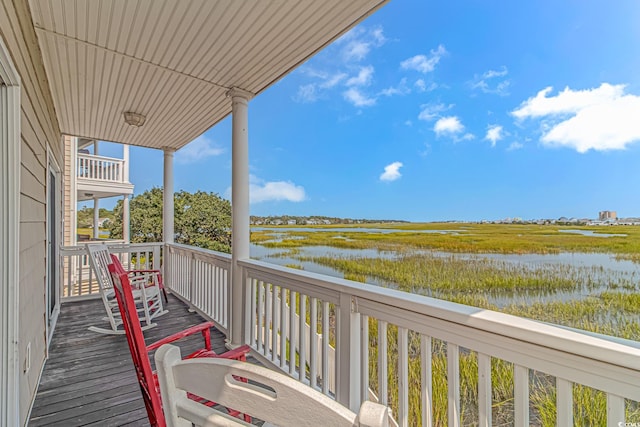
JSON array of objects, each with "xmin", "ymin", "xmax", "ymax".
[
  {"xmin": 250, "ymin": 215, "xmax": 407, "ymax": 226},
  {"xmin": 107, "ymin": 188, "xmax": 232, "ymax": 253}
]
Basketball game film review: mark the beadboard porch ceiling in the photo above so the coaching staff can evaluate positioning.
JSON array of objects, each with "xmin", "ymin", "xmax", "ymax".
[{"xmin": 29, "ymin": 0, "xmax": 388, "ymax": 151}]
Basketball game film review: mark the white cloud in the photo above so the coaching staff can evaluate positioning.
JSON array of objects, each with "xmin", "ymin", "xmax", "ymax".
[
  {"xmin": 485, "ymin": 125, "xmax": 504, "ymax": 147},
  {"xmin": 321, "ymin": 72, "xmax": 348, "ymax": 88},
  {"xmin": 470, "ymin": 66, "xmax": 510, "ymax": 96},
  {"xmin": 482, "ymin": 68, "xmax": 508, "ymax": 79},
  {"xmin": 415, "ymin": 79, "xmax": 426, "ymax": 92},
  {"xmin": 379, "ymin": 78, "xmax": 410, "ymax": 97},
  {"xmin": 339, "ymin": 26, "xmax": 387, "ymax": 62},
  {"xmin": 512, "ymin": 83, "xmax": 623, "ymax": 118},
  {"xmin": 512, "ymin": 83, "xmax": 640, "ymax": 152},
  {"xmin": 346, "ymin": 66, "xmax": 374, "ymax": 87},
  {"xmin": 418, "ymin": 103, "xmax": 450, "ymax": 121},
  {"xmin": 380, "ymin": 162, "xmax": 403, "ymax": 182},
  {"xmin": 343, "ymin": 88, "xmax": 376, "ymax": 107},
  {"xmin": 176, "ymin": 135, "xmax": 224, "ymax": 164},
  {"xmin": 401, "ymin": 45, "xmax": 447, "ymax": 73},
  {"xmin": 507, "ymin": 142, "xmax": 524, "ymax": 151},
  {"xmin": 248, "ymin": 175, "xmax": 306, "ymax": 203},
  {"xmin": 434, "ymin": 116, "xmax": 464, "ymax": 136},
  {"xmin": 295, "ymin": 83, "xmax": 318, "ymax": 103}
]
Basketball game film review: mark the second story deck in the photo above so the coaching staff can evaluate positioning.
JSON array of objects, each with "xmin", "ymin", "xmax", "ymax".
[{"xmin": 76, "ymin": 152, "xmax": 134, "ymax": 201}]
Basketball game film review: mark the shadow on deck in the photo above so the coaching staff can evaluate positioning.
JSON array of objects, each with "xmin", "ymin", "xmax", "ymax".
[{"xmin": 29, "ymin": 295, "xmax": 239, "ymax": 426}]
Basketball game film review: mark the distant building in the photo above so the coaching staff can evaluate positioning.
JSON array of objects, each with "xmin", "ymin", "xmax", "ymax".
[{"xmin": 599, "ymin": 211, "xmax": 617, "ymax": 221}]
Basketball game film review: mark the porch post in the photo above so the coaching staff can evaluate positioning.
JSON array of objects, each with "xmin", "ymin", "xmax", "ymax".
[
  {"xmin": 122, "ymin": 144, "xmax": 130, "ymax": 243},
  {"xmin": 228, "ymin": 87, "xmax": 253, "ymax": 348},
  {"xmin": 123, "ymin": 196, "xmax": 130, "ymax": 243},
  {"xmin": 93, "ymin": 197, "xmax": 100, "ymax": 239},
  {"xmin": 163, "ymin": 149, "xmax": 175, "ymax": 244},
  {"xmin": 92, "ymin": 141, "xmax": 100, "ymax": 239}
]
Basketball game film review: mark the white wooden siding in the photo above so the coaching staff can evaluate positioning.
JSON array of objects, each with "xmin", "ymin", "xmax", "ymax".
[{"xmin": 1, "ymin": 0, "xmax": 63, "ymax": 424}]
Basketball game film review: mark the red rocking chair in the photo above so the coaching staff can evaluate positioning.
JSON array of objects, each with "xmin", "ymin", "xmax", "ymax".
[{"xmin": 107, "ymin": 256, "xmax": 250, "ymax": 426}]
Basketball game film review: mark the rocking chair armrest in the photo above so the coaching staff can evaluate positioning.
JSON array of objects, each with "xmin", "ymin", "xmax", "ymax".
[
  {"xmin": 203, "ymin": 344, "xmax": 251, "ymax": 361},
  {"xmin": 128, "ymin": 269, "xmax": 164, "ymax": 287},
  {"xmin": 128, "ymin": 268, "xmax": 161, "ymax": 275},
  {"xmin": 146, "ymin": 321, "xmax": 215, "ymax": 352}
]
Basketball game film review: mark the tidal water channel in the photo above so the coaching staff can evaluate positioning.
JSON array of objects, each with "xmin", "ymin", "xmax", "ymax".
[{"xmin": 250, "ymin": 228, "xmax": 640, "ymax": 307}]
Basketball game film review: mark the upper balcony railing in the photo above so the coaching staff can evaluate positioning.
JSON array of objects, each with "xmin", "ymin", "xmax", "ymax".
[
  {"xmin": 77, "ymin": 153, "xmax": 127, "ymax": 183},
  {"xmin": 60, "ymin": 242, "xmax": 640, "ymax": 426}
]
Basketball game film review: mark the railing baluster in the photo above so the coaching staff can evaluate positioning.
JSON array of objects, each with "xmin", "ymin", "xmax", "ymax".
[
  {"xmin": 378, "ymin": 320, "xmax": 388, "ymax": 406},
  {"xmin": 257, "ymin": 281, "xmax": 265, "ymax": 353},
  {"xmin": 310, "ymin": 297, "xmax": 318, "ymax": 389},
  {"xmin": 204, "ymin": 262, "xmax": 210, "ymax": 317},
  {"xmin": 289, "ymin": 291, "xmax": 297, "ymax": 375},
  {"xmin": 607, "ymin": 393, "xmax": 625, "ymax": 427},
  {"xmin": 249, "ymin": 278, "xmax": 257, "ymax": 348},
  {"xmin": 478, "ymin": 353, "xmax": 491, "ymax": 427},
  {"xmin": 322, "ymin": 301, "xmax": 330, "ymax": 395},
  {"xmin": 556, "ymin": 378, "xmax": 573, "ymax": 426},
  {"xmin": 398, "ymin": 327, "xmax": 409, "ymax": 427},
  {"xmin": 447, "ymin": 343, "xmax": 460, "ymax": 427},
  {"xmin": 299, "ymin": 294, "xmax": 307, "ymax": 381},
  {"xmin": 360, "ymin": 314, "xmax": 369, "ymax": 402},
  {"xmin": 514, "ymin": 365, "xmax": 529, "ymax": 426},
  {"xmin": 421, "ymin": 334, "xmax": 432, "ymax": 427},
  {"xmin": 265, "ymin": 285, "xmax": 273, "ymax": 360},
  {"xmin": 280, "ymin": 288, "xmax": 287, "ymax": 369},
  {"xmin": 272, "ymin": 285, "xmax": 279, "ymax": 363}
]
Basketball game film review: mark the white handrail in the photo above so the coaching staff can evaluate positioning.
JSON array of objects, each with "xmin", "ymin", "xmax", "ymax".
[
  {"xmin": 165, "ymin": 243, "xmax": 231, "ymax": 334},
  {"xmin": 238, "ymin": 258, "xmax": 640, "ymax": 426},
  {"xmin": 77, "ymin": 153, "xmax": 126, "ymax": 183},
  {"xmin": 60, "ymin": 242, "xmax": 162, "ymax": 300},
  {"xmin": 83, "ymin": 243, "xmax": 639, "ymax": 426}
]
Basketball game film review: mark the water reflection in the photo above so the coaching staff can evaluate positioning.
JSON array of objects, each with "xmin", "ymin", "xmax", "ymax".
[{"xmin": 250, "ymin": 243, "xmax": 640, "ymax": 307}]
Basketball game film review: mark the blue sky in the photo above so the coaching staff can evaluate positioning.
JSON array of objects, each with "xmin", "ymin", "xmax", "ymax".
[{"xmin": 96, "ymin": 0, "xmax": 640, "ymax": 222}]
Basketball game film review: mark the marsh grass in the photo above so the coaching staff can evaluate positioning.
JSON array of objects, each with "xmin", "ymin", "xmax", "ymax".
[
  {"xmin": 252, "ymin": 223, "xmax": 640, "ymax": 424},
  {"xmin": 304, "ymin": 253, "xmax": 599, "ymax": 294},
  {"xmin": 252, "ymin": 223, "xmax": 640, "ymax": 255}
]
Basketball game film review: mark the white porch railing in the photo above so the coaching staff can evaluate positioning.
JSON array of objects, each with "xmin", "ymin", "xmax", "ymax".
[
  {"xmin": 59, "ymin": 242, "xmax": 640, "ymax": 426},
  {"xmin": 60, "ymin": 242, "xmax": 162, "ymax": 300},
  {"xmin": 165, "ymin": 243, "xmax": 231, "ymax": 335},
  {"xmin": 77, "ymin": 153, "xmax": 126, "ymax": 183},
  {"xmin": 239, "ymin": 258, "xmax": 640, "ymax": 427}
]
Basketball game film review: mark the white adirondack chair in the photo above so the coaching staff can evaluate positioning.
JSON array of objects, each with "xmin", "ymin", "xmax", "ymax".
[
  {"xmin": 155, "ymin": 343, "xmax": 390, "ymax": 427},
  {"xmin": 86, "ymin": 243, "xmax": 168, "ymax": 334}
]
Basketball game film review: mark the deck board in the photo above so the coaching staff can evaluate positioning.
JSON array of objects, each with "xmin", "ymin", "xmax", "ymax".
[{"xmin": 29, "ymin": 295, "xmax": 250, "ymax": 426}]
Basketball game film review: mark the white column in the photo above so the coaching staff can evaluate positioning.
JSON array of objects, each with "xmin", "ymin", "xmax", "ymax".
[
  {"xmin": 93, "ymin": 197, "xmax": 100, "ymax": 239},
  {"xmin": 92, "ymin": 141, "xmax": 100, "ymax": 239},
  {"xmin": 70, "ymin": 138, "xmax": 77, "ymax": 245},
  {"xmin": 123, "ymin": 196, "xmax": 130, "ymax": 243},
  {"xmin": 228, "ymin": 87, "xmax": 253, "ymax": 348},
  {"xmin": 122, "ymin": 144, "xmax": 130, "ymax": 243},
  {"xmin": 163, "ymin": 149, "xmax": 174, "ymax": 243}
]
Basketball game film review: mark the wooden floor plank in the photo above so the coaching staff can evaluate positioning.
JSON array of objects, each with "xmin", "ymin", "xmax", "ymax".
[{"xmin": 29, "ymin": 294, "xmax": 242, "ymax": 426}]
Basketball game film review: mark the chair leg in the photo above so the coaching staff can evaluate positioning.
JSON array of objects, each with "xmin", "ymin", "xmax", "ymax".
[{"xmin": 162, "ymin": 288, "xmax": 169, "ymax": 304}]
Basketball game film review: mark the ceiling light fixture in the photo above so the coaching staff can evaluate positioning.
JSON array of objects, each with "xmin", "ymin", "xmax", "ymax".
[{"xmin": 123, "ymin": 111, "xmax": 146, "ymax": 127}]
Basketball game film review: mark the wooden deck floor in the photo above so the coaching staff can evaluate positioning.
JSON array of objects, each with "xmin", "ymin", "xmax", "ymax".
[{"xmin": 29, "ymin": 295, "xmax": 240, "ymax": 426}]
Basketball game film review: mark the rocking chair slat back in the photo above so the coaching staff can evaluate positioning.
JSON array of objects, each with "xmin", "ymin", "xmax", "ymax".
[{"xmin": 108, "ymin": 261, "xmax": 166, "ymax": 427}]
